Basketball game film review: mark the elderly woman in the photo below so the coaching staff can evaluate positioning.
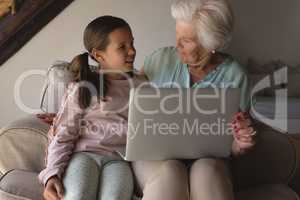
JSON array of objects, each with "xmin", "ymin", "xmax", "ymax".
[{"xmin": 133, "ymin": 0, "xmax": 256, "ymax": 200}]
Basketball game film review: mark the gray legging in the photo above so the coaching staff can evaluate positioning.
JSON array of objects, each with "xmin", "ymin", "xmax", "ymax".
[{"xmin": 62, "ymin": 152, "xmax": 133, "ymax": 200}]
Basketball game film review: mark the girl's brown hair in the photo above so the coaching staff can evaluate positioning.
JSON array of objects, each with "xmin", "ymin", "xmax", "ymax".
[{"xmin": 68, "ymin": 16, "xmax": 131, "ymax": 109}]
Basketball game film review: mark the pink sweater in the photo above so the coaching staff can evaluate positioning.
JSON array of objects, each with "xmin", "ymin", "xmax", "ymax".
[{"xmin": 39, "ymin": 74, "xmax": 147, "ymax": 185}]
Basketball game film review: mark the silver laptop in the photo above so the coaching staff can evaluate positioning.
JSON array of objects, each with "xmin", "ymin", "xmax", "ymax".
[{"xmin": 124, "ymin": 87, "xmax": 240, "ymax": 161}]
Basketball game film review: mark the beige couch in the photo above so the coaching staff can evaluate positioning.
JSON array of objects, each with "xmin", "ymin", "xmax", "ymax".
[
  {"xmin": 1, "ymin": 63, "xmax": 300, "ymax": 200},
  {"xmin": 1, "ymin": 115, "xmax": 300, "ymax": 200}
]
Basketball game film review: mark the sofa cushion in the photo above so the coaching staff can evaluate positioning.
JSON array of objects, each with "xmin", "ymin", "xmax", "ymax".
[
  {"xmin": 3, "ymin": 173, "xmax": 297, "ymax": 200},
  {"xmin": 236, "ymin": 184, "xmax": 299, "ymax": 200},
  {"xmin": 132, "ymin": 185, "xmax": 298, "ymax": 200},
  {"xmin": 232, "ymin": 120, "xmax": 296, "ymax": 190},
  {"xmin": 0, "ymin": 169, "xmax": 43, "ymax": 200},
  {"xmin": 288, "ymin": 137, "xmax": 300, "ymax": 196},
  {"xmin": 0, "ymin": 115, "xmax": 50, "ymax": 174}
]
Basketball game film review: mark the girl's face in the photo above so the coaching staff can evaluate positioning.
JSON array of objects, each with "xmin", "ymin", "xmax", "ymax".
[
  {"xmin": 95, "ymin": 27, "xmax": 136, "ymax": 72},
  {"xmin": 175, "ymin": 21, "xmax": 206, "ymax": 65}
]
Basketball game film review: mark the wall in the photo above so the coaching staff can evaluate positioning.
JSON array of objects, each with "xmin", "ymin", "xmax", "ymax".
[
  {"xmin": 0, "ymin": 0, "xmax": 175, "ymax": 126},
  {"xmin": 0, "ymin": 0, "xmax": 299, "ymax": 126},
  {"xmin": 228, "ymin": 0, "xmax": 300, "ymax": 66}
]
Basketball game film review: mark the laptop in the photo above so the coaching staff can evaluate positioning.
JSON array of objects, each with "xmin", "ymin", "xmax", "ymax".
[{"xmin": 123, "ymin": 87, "xmax": 240, "ymax": 161}]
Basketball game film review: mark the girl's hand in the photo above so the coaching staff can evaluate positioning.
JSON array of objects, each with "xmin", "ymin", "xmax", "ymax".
[
  {"xmin": 36, "ymin": 113, "xmax": 56, "ymax": 125},
  {"xmin": 231, "ymin": 112, "xmax": 256, "ymax": 157},
  {"xmin": 43, "ymin": 176, "xmax": 64, "ymax": 200}
]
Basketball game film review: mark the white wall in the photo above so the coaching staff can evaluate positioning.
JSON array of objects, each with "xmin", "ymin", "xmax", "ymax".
[
  {"xmin": 0, "ymin": 0, "xmax": 299, "ymax": 126},
  {"xmin": 228, "ymin": 0, "xmax": 300, "ymax": 66},
  {"xmin": 0, "ymin": 0, "xmax": 175, "ymax": 126}
]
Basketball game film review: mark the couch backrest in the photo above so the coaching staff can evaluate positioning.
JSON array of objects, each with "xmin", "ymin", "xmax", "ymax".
[
  {"xmin": 246, "ymin": 59, "xmax": 300, "ymax": 97},
  {"xmin": 40, "ymin": 61, "xmax": 73, "ymax": 113},
  {"xmin": 40, "ymin": 61, "xmax": 101, "ymax": 113}
]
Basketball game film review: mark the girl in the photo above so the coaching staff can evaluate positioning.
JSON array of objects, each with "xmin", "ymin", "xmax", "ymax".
[{"xmin": 39, "ymin": 16, "xmax": 147, "ymax": 200}]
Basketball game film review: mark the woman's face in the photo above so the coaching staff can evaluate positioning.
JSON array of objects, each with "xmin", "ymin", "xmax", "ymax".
[
  {"xmin": 175, "ymin": 21, "xmax": 206, "ymax": 65},
  {"xmin": 96, "ymin": 27, "xmax": 136, "ymax": 72}
]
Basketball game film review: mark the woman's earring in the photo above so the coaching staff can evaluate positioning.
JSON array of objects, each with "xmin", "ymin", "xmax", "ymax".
[{"xmin": 212, "ymin": 50, "xmax": 216, "ymax": 54}]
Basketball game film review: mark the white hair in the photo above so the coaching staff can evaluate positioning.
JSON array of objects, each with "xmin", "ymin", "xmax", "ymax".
[{"xmin": 171, "ymin": 0, "xmax": 234, "ymax": 51}]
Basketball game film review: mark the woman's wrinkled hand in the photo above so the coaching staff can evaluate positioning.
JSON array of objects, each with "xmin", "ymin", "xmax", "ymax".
[
  {"xmin": 231, "ymin": 112, "xmax": 256, "ymax": 157},
  {"xmin": 43, "ymin": 176, "xmax": 64, "ymax": 200}
]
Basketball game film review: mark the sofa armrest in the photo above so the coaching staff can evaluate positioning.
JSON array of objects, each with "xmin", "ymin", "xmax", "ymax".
[
  {"xmin": 0, "ymin": 169, "xmax": 43, "ymax": 200},
  {"xmin": 232, "ymin": 120, "xmax": 296, "ymax": 191},
  {"xmin": 0, "ymin": 115, "xmax": 50, "ymax": 175},
  {"xmin": 288, "ymin": 136, "xmax": 300, "ymax": 196}
]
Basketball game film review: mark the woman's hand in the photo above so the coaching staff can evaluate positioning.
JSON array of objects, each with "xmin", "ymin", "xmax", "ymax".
[
  {"xmin": 43, "ymin": 176, "xmax": 64, "ymax": 200},
  {"xmin": 231, "ymin": 112, "xmax": 256, "ymax": 157}
]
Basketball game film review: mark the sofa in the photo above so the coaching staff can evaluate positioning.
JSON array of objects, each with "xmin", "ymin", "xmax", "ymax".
[{"xmin": 1, "ymin": 61, "xmax": 300, "ymax": 200}]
